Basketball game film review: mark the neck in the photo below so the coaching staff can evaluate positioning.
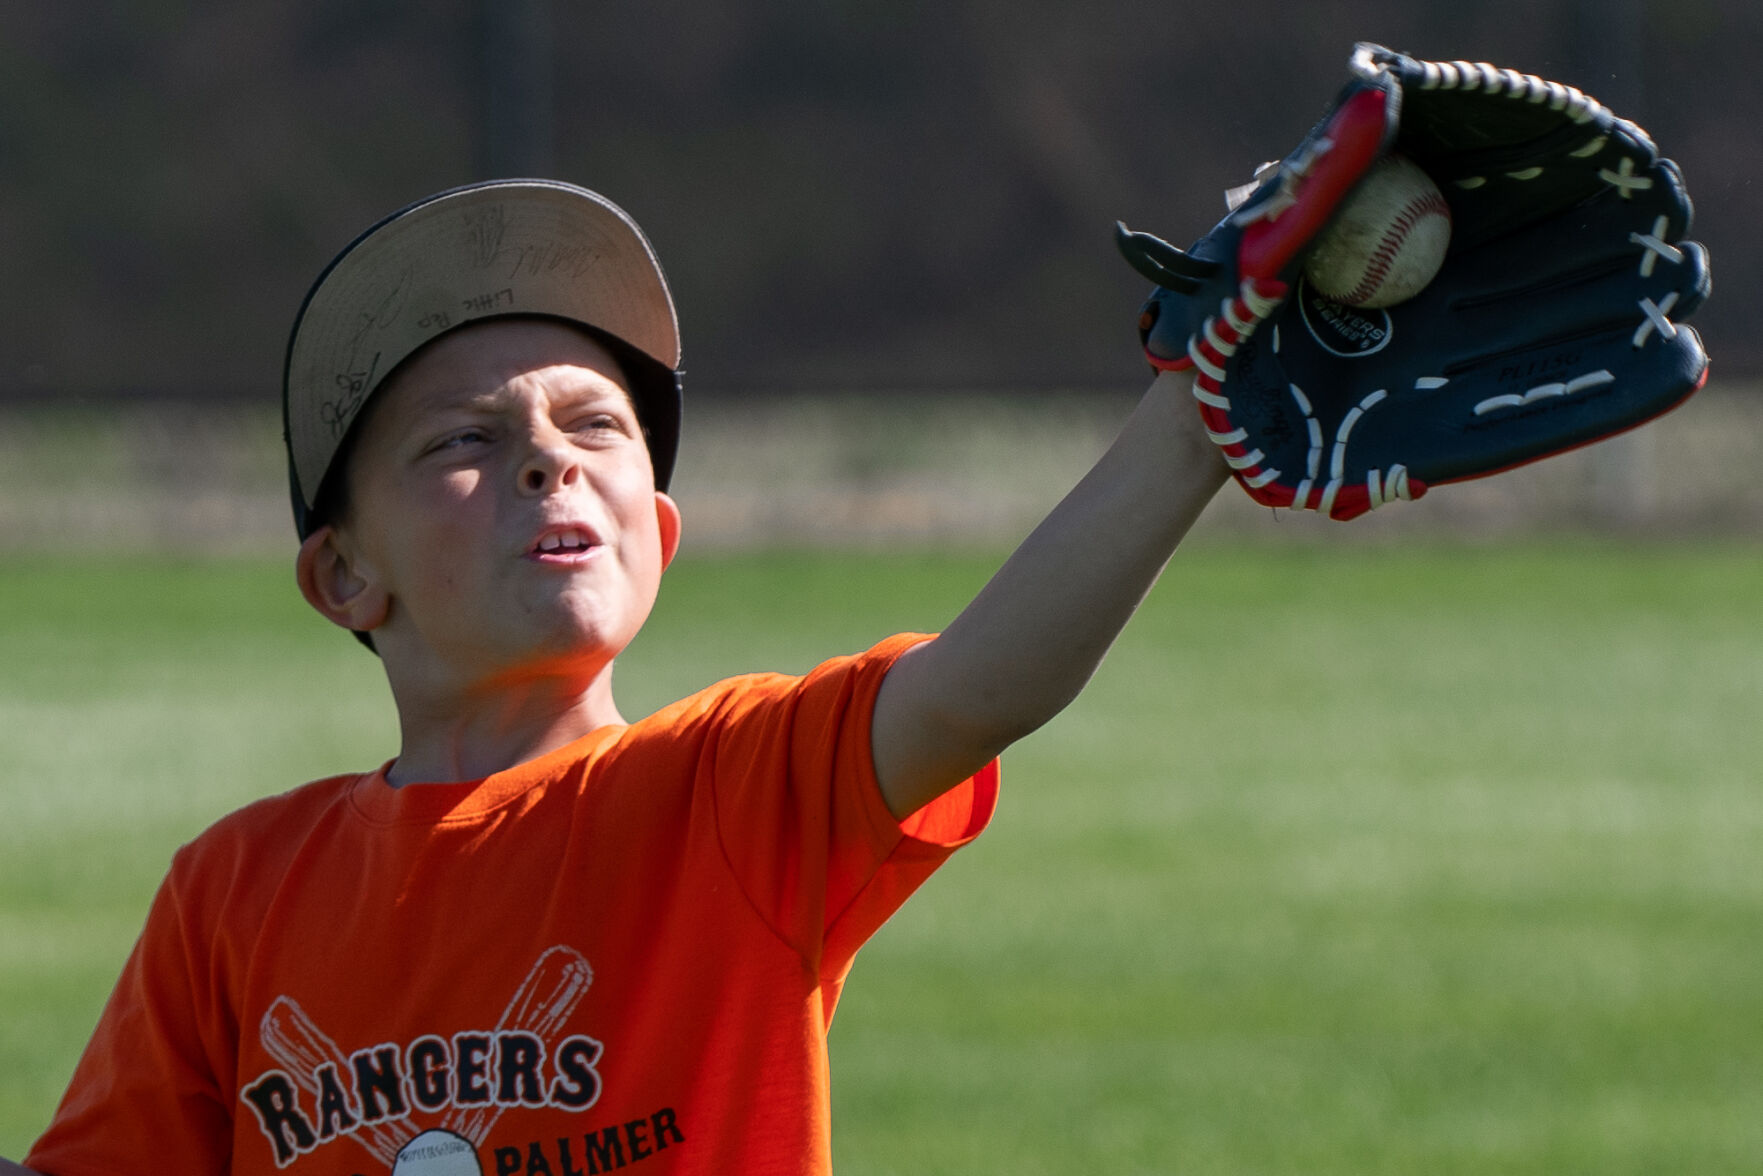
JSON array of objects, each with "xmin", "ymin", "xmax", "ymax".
[{"xmin": 382, "ymin": 657, "xmax": 625, "ymax": 786}]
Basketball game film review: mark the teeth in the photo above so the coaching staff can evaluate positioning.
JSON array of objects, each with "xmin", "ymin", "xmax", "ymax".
[{"xmin": 538, "ymin": 529, "xmax": 591, "ymax": 552}]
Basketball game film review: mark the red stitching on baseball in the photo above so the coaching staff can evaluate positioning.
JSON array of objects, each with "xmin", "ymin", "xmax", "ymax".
[{"xmin": 1343, "ymin": 191, "xmax": 1449, "ymax": 305}]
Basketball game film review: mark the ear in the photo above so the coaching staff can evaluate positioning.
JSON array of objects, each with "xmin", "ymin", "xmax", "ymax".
[
  {"xmin": 295, "ymin": 525, "xmax": 391, "ymax": 634},
  {"xmin": 654, "ymin": 492, "xmax": 683, "ymax": 571}
]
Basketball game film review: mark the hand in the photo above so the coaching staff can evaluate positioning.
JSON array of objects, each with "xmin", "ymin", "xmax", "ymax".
[{"xmin": 1118, "ymin": 43, "xmax": 1709, "ymax": 520}]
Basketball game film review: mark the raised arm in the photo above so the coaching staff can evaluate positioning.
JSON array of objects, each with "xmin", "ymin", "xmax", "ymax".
[{"xmin": 872, "ymin": 370, "xmax": 1227, "ymax": 818}]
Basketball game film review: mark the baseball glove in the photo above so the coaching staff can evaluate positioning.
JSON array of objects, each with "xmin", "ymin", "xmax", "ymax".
[{"xmin": 1118, "ymin": 43, "xmax": 1711, "ymax": 520}]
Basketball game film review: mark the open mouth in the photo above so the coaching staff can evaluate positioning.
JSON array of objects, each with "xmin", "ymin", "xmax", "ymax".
[{"xmin": 531, "ymin": 526, "xmax": 599, "ymax": 556}]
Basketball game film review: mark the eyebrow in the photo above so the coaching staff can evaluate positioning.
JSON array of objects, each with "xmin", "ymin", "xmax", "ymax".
[{"xmin": 440, "ymin": 379, "xmax": 636, "ymax": 414}]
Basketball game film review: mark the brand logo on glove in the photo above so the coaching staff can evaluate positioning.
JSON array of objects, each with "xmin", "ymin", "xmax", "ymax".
[{"xmin": 1297, "ymin": 278, "xmax": 1392, "ymax": 358}]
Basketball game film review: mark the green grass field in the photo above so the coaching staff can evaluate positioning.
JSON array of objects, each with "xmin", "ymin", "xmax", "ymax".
[{"xmin": 3, "ymin": 544, "xmax": 1761, "ymax": 1172}]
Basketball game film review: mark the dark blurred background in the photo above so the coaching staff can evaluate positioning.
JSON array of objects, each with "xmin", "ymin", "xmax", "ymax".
[{"xmin": 0, "ymin": 0, "xmax": 1754, "ymax": 407}]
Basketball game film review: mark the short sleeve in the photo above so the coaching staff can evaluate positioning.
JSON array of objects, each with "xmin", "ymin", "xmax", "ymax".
[
  {"xmin": 27, "ymin": 855, "xmax": 235, "ymax": 1176},
  {"xmin": 705, "ymin": 634, "xmax": 999, "ymax": 980}
]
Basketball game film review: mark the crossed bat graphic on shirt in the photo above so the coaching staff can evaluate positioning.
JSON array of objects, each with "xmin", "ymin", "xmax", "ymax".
[{"xmin": 258, "ymin": 944, "xmax": 595, "ymax": 1168}]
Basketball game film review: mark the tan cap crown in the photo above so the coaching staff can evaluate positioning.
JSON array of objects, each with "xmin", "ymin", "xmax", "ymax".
[{"xmin": 283, "ymin": 180, "xmax": 681, "ymax": 523}]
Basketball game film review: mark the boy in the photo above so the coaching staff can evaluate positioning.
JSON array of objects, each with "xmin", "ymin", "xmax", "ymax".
[{"xmin": 12, "ymin": 179, "xmax": 1226, "ymax": 1174}]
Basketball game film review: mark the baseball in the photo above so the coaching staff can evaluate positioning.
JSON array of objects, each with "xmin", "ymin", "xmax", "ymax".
[{"xmin": 1303, "ymin": 153, "xmax": 1451, "ymax": 308}]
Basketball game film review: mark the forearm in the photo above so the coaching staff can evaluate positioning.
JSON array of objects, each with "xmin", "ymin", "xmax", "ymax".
[
  {"xmin": 932, "ymin": 372, "xmax": 1224, "ymax": 728},
  {"xmin": 874, "ymin": 371, "xmax": 1227, "ymax": 814}
]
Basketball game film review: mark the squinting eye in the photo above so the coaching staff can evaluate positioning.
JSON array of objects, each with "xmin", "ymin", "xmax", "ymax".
[{"xmin": 437, "ymin": 429, "xmax": 489, "ymax": 450}]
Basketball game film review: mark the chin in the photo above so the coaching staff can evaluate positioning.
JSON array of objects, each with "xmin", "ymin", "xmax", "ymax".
[{"xmin": 509, "ymin": 614, "xmax": 636, "ymax": 672}]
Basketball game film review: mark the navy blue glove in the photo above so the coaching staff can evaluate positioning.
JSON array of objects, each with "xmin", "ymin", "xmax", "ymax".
[{"xmin": 1119, "ymin": 43, "xmax": 1710, "ymax": 520}]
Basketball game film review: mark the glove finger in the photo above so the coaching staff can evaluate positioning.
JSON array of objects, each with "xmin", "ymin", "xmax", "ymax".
[
  {"xmin": 1379, "ymin": 177, "xmax": 1705, "ymax": 367},
  {"xmin": 1355, "ymin": 321, "xmax": 1707, "ymax": 486}
]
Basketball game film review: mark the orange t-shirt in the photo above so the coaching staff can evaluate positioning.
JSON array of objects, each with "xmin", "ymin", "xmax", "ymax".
[{"xmin": 29, "ymin": 635, "xmax": 998, "ymax": 1176}]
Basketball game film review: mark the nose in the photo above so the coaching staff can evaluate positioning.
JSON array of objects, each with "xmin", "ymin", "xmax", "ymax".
[{"xmin": 516, "ymin": 427, "xmax": 581, "ymax": 496}]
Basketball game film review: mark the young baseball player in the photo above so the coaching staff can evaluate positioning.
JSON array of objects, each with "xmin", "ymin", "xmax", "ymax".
[
  {"xmin": 12, "ymin": 39, "xmax": 1714, "ymax": 1167},
  {"xmin": 11, "ymin": 179, "xmax": 1228, "ymax": 1175},
  {"xmin": 7, "ymin": 39, "xmax": 1717, "ymax": 1174}
]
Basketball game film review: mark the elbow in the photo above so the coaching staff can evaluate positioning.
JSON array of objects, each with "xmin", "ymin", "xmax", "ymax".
[{"xmin": 924, "ymin": 679, "xmax": 1070, "ymax": 764}]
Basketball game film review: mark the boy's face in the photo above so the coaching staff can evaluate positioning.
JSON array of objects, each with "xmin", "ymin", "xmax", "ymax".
[{"xmin": 301, "ymin": 318, "xmax": 682, "ymax": 685}]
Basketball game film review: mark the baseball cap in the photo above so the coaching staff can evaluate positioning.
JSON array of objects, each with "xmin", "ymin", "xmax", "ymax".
[{"xmin": 283, "ymin": 179, "xmax": 682, "ymax": 537}]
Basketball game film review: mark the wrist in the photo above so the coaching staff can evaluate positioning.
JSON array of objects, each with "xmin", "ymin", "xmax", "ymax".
[{"xmin": 1145, "ymin": 371, "xmax": 1230, "ymax": 489}]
